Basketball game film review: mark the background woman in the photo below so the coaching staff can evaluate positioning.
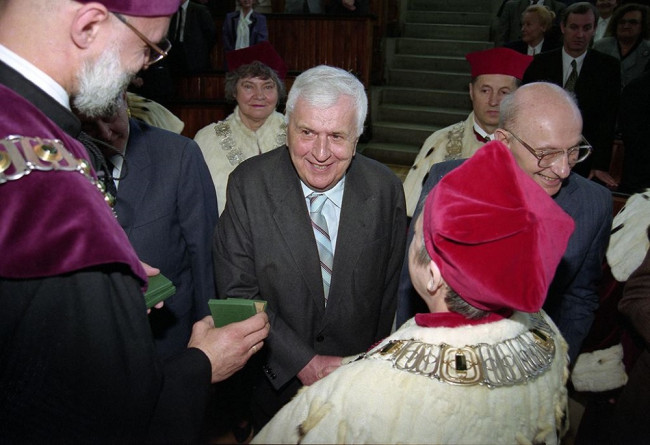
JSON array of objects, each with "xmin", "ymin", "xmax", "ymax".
[
  {"xmin": 505, "ymin": 5, "xmax": 560, "ymax": 55},
  {"xmin": 594, "ymin": 3, "xmax": 650, "ymax": 89},
  {"xmin": 223, "ymin": 0, "xmax": 268, "ymax": 54},
  {"xmin": 194, "ymin": 47, "xmax": 286, "ymax": 214}
]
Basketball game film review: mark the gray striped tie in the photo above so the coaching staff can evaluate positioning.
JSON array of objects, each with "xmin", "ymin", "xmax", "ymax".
[{"xmin": 308, "ymin": 193, "xmax": 333, "ymax": 306}]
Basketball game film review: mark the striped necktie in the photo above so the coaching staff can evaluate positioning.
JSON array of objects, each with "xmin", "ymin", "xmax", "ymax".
[{"xmin": 308, "ymin": 193, "xmax": 333, "ymax": 306}]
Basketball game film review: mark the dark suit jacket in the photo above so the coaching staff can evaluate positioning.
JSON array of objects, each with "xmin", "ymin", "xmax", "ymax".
[
  {"xmin": 396, "ymin": 157, "xmax": 612, "ymax": 363},
  {"xmin": 619, "ymin": 71, "xmax": 650, "ymax": 193},
  {"xmin": 222, "ymin": 10, "xmax": 268, "ymax": 55},
  {"xmin": 117, "ymin": 119, "xmax": 218, "ymax": 359},
  {"xmin": 523, "ymin": 48, "xmax": 621, "ymax": 174},
  {"xmin": 214, "ymin": 147, "xmax": 407, "ymax": 423},
  {"xmin": 168, "ymin": 1, "xmax": 217, "ymax": 73}
]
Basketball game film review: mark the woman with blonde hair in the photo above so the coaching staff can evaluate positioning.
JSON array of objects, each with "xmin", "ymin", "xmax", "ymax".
[{"xmin": 505, "ymin": 5, "xmax": 561, "ymax": 55}]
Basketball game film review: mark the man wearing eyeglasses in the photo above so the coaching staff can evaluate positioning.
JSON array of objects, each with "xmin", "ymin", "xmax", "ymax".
[
  {"xmin": 396, "ymin": 82, "xmax": 612, "ymax": 365},
  {"xmin": 0, "ymin": 1, "xmax": 269, "ymax": 442}
]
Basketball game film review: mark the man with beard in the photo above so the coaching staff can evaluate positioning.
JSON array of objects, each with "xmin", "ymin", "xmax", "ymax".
[{"xmin": 0, "ymin": 1, "xmax": 269, "ymax": 443}]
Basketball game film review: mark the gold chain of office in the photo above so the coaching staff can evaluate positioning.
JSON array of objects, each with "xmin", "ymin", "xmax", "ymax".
[{"xmin": 364, "ymin": 312, "xmax": 556, "ymax": 388}]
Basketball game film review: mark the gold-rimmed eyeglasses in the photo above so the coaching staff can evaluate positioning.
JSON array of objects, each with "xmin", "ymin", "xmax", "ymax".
[
  {"xmin": 112, "ymin": 13, "xmax": 171, "ymax": 68},
  {"xmin": 505, "ymin": 130, "xmax": 592, "ymax": 168}
]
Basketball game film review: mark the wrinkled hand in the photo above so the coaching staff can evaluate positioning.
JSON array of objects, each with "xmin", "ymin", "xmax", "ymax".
[
  {"xmin": 589, "ymin": 169, "xmax": 619, "ymax": 188},
  {"xmin": 188, "ymin": 313, "xmax": 270, "ymax": 383},
  {"xmin": 341, "ymin": 0, "xmax": 356, "ymax": 10},
  {"xmin": 141, "ymin": 261, "xmax": 163, "ymax": 313},
  {"xmin": 297, "ymin": 354, "xmax": 343, "ymax": 386}
]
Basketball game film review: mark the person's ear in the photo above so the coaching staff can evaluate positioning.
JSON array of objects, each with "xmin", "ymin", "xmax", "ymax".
[
  {"xmin": 494, "ymin": 128, "xmax": 509, "ymax": 144},
  {"xmin": 426, "ymin": 260, "xmax": 444, "ymax": 294},
  {"xmin": 70, "ymin": 3, "xmax": 110, "ymax": 50}
]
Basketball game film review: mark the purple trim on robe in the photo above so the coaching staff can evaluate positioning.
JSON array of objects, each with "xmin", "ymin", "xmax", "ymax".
[{"xmin": 0, "ymin": 85, "xmax": 146, "ymax": 287}]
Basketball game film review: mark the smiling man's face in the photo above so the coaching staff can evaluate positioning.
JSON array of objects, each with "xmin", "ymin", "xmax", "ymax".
[{"xmin": 287, "ymin": 95, "xmax": 358, "ymax": 192}]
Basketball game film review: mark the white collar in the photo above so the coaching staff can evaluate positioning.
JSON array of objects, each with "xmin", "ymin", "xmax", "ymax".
[
  {"xmin": 301, "ymin": 176, "xmax": 346, "ymax": 209},
  {"xmin": 0, "ymin": 43, "xmax": 70, "ymax": 110},
  {"xmin": 473, "ymin": 122, "xmax": 493, "ymax": 141},
  {"xmin": 562, "ymin": 46, "xmax": 588, "ymax": 70}
]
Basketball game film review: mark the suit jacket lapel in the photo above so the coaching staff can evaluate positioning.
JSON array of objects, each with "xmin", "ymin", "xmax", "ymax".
[
  {"xmin": 115, "ymin": 119, "xmax": 152, "ymax": 235},
  {"xmin": 327, "ymin": 157, "xmax": 371, "ymax": 306},
  {"xmin": 269, "ymin": 149, "xmax": 326, "ymax": 309}
]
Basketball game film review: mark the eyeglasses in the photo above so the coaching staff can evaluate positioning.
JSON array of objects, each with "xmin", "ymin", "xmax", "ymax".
[
  {"xmin": 618, "ymin": 19, "xmax": 641, "ymax": 26},
  {"xmin": 505, "ymin": 130, "xmax": 592, "ymax": 168},
  {"xmin": 112, "ymin": 13, "xmax": 171, "ymax": 68}
]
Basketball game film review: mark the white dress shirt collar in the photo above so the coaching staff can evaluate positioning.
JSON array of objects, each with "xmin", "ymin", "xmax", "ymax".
[
  {"xmin": 0, "ymin": 43, "xmax": 70, "ymax": 110},
  {"xmin": 562, "ymin": 47, "xmax": 587, "ymax": 85}
]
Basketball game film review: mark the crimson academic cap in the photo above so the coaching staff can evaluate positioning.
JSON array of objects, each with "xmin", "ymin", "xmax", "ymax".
[
  {"xmin": 226, "ymin": 41, "xmax": 288, "ymax": 80},
  {"xmin": 422, "ymin": 141, "xmax": 574, "ymax": 313},
  {"xmin": 78, "ymin": 0, "xmax": 181, "ymax": 17},
  {"xmin": 465, "ymin": 47, "xmax": 533, "ymax": 80}
]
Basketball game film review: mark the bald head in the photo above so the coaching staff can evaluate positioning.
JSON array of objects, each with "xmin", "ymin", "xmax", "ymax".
[
  {"xmin": 499, "ymin": 82, "xmax": 582, "ymax": 133},
  {"xmin": 496, "ymin": 82, "xmax": 584, "ymax": 196}
]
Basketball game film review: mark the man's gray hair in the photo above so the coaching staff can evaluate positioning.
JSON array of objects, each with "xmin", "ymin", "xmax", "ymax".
[
  {"xmin": 285, "ymin": 65, "xmax": 367, "ymax": 138},
  {"xmin": 415, "ymin": 242, "xmax": 490, "ymax": 320}
]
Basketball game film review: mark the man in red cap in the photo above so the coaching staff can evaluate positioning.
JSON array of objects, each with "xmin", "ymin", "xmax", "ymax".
[
  {"xmin": 399, "ymin": 82, "xmax": 612, "ymax": 369},
  {"xmin": 403, "ymin": 47, "xmax": 532, "ymax": 217},
  {"xmin": 0, "ymin": 1, "xmax": 268, "ymax": 442},
  {"xmin": 252, "ymin": 141, "xmax": 575, "ymax": 444}
]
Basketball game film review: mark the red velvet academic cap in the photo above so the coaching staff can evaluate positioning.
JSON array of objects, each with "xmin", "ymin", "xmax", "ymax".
[
  {"xmin": 226, "ymin": 41, "xmax": 288, "ymax": 80},
  {"xmin": 422, "ymin": 141, "xmax": 574, "ymax": 313},
  {"xmin": 465, "ymin": 47, "xmax": 533, "ymax": 80},
  {"xmin": 77, "ymin": 0, "xmax": 181, "ymax": 17}
]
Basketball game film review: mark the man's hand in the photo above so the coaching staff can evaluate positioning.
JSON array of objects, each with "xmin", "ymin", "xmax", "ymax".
[
  {"xmin": 589, "ymin": 169, "xmax": 619, "ymax": 188},
  {"xmin": 297, "ymin": 354, "xmax": 343, "ymax": 386},
  {"xmin": 188, "ymin": 313, "xmax": 270, "ymax": 383},
  {"xmin": 341, "ymin": 0, "xmax": 356, "ymax": 10}
]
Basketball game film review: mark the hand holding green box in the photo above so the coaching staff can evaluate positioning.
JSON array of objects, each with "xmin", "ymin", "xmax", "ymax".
[{"xmin": 208, "ymin": 298, "xmax": 267, "ymax": 327}]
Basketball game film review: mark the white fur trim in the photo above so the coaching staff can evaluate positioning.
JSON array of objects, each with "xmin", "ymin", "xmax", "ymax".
[{"xmin": 571, "ymin": 343, "xmax": 628, "ymax": 392}]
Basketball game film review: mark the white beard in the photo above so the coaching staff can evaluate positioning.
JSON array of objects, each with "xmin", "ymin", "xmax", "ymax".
[{"xmin": 73, "ymin": 44, "xmax": 133, "ymax": 119}]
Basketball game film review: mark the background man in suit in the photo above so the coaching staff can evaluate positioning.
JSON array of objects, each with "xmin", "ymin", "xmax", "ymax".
[
  {"xmin": 497, "ymin": 0, "xmax": 566, "ymax": 45},
  {"xmin": 79, "ymin": 91, "xmax": 219, "ymax": 360},
  {"xmin": 402, "ymin": 47, "xmax": 532, "ymax": 217},
  {"xmin": 168, "ymin": 0, "xmax": 217, "ymax": 73},
  {"xmin": 523, "ymin": 2, "xmax": 621, "ymax": 186},
  {"xmin": 397, "ymin": 82, "xmax": 612, "ymax": 364},
  {"xmin": 214, "ymin": 65, "xmax": 407, "ymax": 431},
  {"xmin": 594, "ymin": 0, "xmax": 619, "ymax": 42}
]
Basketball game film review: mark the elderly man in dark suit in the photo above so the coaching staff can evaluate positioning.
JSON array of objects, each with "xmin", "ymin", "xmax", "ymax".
[
  {"xmin": 523, "ymin": 2, "xmax": 621, "ymax": 186},
  {"xmin": 397, "ymin": 82, "xmax": 611, "ymax": 364},
  {"xmin": 214, "ymin": 65, "xmax": 407, "ymax": 431},
  {"xmin": 79, "ymin": 91, "xmax": 219, "ymax": 360}
]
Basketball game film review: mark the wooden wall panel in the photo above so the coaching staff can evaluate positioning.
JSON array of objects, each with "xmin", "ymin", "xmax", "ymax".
[
  {"xmin": 213, "ymin": 15, "xmax": 373, "ymax": 87},
  {"xmin": 169, "ymin": 14, "xmax": 373, "ymax": 138}
]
